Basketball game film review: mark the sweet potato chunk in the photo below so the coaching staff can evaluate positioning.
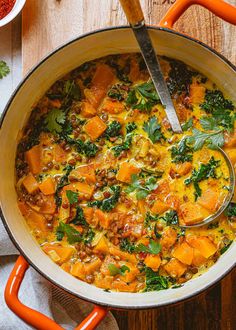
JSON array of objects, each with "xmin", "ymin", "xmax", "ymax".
[
  {"xmin": 144, "ymin": 254, "xmax": 161, "ymax": 271},
  {"xmin": 109, "ymin": 245, "xmax": 136, "ymax": 263},
  {"xmin": 160, "ymin": 227, "xmax": 177, "ymax": 249},
  {"xmin": 172, "ymin": 242, "xmax": 194, "ymax": 265},
  {"xmin": 39, "ymin": 195, "xmax": 56, "ymax": 214},
  {"xmin": 164, "ymin": 258, "xmax": 187, "ymax": 278},
  {"xmin": 25, "ymin": 145, "xmax": 41, "ymax": 174},
  {"xmin": 190, "ymin": 84, "xmax": 205, "ymax": 104},
  {"xmin": 192, "ymin": 248, "xmax": 207, "ymax": 267},
  {"xmin": 116, "ymin": 162, "xmax": 140, "ymax": 183},
  {"xmin": 39, "ymin": 177, "xmax": 55, "ymax": 195},
  {"xmin": 84, "ymin": 116, "xmax": 107, "ymax": 141},
  {"xmin": 186, "ymin": 236, "xmax": 217, "ymax": 258},
  {"xmin": 172, "ymin": 162, "xmax": 192, "ymax": 176},
  {"xmin": 112, "ymin": 280, "xmax": 138, "ymax": 292},
  {"xmin": 151, "ymin": 200, "xmax": 170, "ymax": 215},
  {"xmin": 70, "ymin": 262, "xmax": 85, "ymax": 280},
  {"xmin": 84, "ymin": 258, "xmax": 102, "ymax": 274},
  {"xmin": 197, "ymin": 188, "xmax": 220, "ymax": 212},
  {"xmin": 22, "ymin": 172, "xmax": 39, "ymax": 194},
  {"xmin": 70, "ymin": 164, "xmax": 96, "ymax": 184},
  {"xmin": 179, "ymin": 202, "xmax": 209, "ymax": 225},
  {"xmin": 101, "ymin": 99, "xmax": 125, "ymax": 114},
  {"xmin": 81, "ymin": 101, "xmax": 96, "ymax": 118},
  {"xmin": 43, "ymin": 244, "xmax": 74, "ymax": 265},
  {"xmin": 92, "ymin": 64, "xmax": 114, "ymax": 89},
  {"xmin": 54, "ymin": 144, "xmax": 68, "ymax": 163},
  {"xmin": 93, "ymin": 236, "xmax": 109, "ymax": 254},
  {"xmin": 64, "ymin": 182, "xmax": 94, "ymax": 199}
]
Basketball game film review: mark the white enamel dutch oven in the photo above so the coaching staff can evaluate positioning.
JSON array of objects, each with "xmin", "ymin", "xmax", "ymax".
[{"xmin": 1, "ymin": 0, "xmax": 236, "ymax": 329}]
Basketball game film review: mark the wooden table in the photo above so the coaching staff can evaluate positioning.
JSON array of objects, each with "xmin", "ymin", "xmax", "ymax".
[{"xmin": 22, "ymin": 1, "xmax": 236, "ymax": 329}]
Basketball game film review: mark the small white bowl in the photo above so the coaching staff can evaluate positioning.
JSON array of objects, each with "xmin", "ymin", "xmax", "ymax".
[{"xmin": 0, "ymin": 0, "xmax": 26, "ymax": 27}]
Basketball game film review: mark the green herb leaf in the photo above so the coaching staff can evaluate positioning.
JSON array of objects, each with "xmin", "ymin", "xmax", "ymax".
[
  {"xmin": 225, "ymin": 203, "xmax": 236, "ymax": 218},
  {"xmin": 70, "ymin": 206, "xmax": 87, "ymax": 226},
  {"xmin": 107, "ymin": 83, "xmax": 128, "ymax": 101},
  {"xmin": 144, "ymin": 267, "xmax": 169, "ymax": 292},
  {"xmin": 66, "ymin": 190, "xmax": 79, "ymax": 204},
  {"xmin": 136, "ymin": 239, "xmax": 161, "ymax": 255},
  {"xmin": 120, "ymin": 238, "xmax": 136, "ymax": 253},
  {"xmin": 200, "ymin": 89, "xmax": 234, "ymax": 132},
  {"xmin": 126, "ymin": 122, "xmax": 137, "ymax": 133},
  {"xmin": 126, "ymin": 174, "xmax": 158, "ymax": 200},
  {"xmin": 108, "ymin": 264, "xmax": 130, "ymax": 276},
  {"xmin": 184, "ymin": 156, "xmax": 220, "ymax": 200},
  {"xmin": 44, "ymin": 108, "xmax": 66, "ymax": 133},
  {"xmin": 171, "ymin": 139, "xmax": 193, "ymax": 163},
  {"xmin": 56, "ymin": 222, "xmax": 83, "ymax": 244},
  {"xmin": 144, "ymin": 211, "xmax": 159, "ymax": 228},
  {"xmin": 220, "ymin": 240, "xmax": 233, "ymax": 254},
  {"xmin": 105, "ymin": 121, "xmax": 122, "ymax": 139},
  {"xmin": 63, "ymin": 80, "xmax": 81, "ymax": 101},
  {"xmin": 167, "ymin": 59, "xmax": 196, "ymax": 95},
  {"xmin": 160, "ymin": 210, "xmax": 179, "ymax": 226},
  {"xmin": 88, "ymin": 185, "xmax": 121, "ymax": 212},
  {"xmin": 187, "ymin": 128, "xmax": 224, "ymax": 151},
  {"xmin": 112, "ymin": 133, "xmax": 133, "ymax": 157},
  {"xmin": 126, "ymin": 81, "xmax": 160, "ymax": 112},
  {"xmin": 55, "ymin": 165, "xmax": 74, "ymax": 206},
  {"xmin": 181, "ymin": 118, "xmax": 193, "ymax": 131},
  {"xmin": 0, "ymin": 61, "xmax": 10, "ymax": 79},
  {"xmin": 143, "ymin": 116, "xmax": 165, "ymax": 143}
]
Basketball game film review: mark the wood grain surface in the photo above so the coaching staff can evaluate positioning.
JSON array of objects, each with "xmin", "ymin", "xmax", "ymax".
[{"xmin": 22, "ymin": 1, "xmax": 236, "ymax": 329}]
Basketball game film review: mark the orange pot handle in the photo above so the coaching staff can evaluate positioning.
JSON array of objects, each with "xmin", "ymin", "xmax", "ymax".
[
  {"xmin": 159, "ymin": 0, "xmax": 236, "ymax": 29},
  {"xmin": 5, "ymin": 255, "xmax": 108, "ymax": 330}
]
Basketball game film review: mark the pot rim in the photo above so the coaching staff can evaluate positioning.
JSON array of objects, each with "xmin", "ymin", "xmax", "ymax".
[{"xmin": 1, "ymin": 25, "xmax": 235, "ymax": 310}]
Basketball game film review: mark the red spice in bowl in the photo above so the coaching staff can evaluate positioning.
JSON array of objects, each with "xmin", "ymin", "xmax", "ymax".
[{"xmin": 0, "ymin": 0, "xmax": 16, "ymax": 20}]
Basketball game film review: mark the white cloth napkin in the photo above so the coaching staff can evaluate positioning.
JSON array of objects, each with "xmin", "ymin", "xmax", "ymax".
[{"xmin": 0, "ymin": 220, "xmax": 118, "ymax": 330}]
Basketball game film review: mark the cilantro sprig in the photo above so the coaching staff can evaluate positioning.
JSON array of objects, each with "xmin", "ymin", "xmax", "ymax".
[
  {"xmin": 143, "ymin": 116, "xmax": 165, "ymax": 143},
  {"xmin": 126, "ymin": 81, "xmax": 160, "ymax": 112},
  {"xmin": 0, "ymin": 61, "xmax": 10, "ymax": 79},
  {"xmin": 44, "ymin": 108, "xmax": 66, "ymax": 134},
  {"xmin": 126, "ymin": 174, "xmax": 158, "ymax": 200},
  {"xmin": 108, "ymin": 264, "xmax": 130, "ymax": 276}
]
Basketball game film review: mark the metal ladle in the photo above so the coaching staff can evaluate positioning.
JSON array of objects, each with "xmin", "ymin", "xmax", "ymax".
[
  {"xmin": 181, "ymin": 147, "xmax": 235, "ymax": 228},
  {"xmin": 119, "ymin": 0, "xmax": 235, "ymax": 227}
]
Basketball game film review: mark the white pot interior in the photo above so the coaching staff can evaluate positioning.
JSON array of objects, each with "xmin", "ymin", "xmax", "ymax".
[{"xmin": 0, "ymin": 27, "xmax": 235, "ymax": 308}]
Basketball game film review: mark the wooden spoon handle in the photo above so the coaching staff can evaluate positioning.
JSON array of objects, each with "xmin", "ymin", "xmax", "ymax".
[{"xmin": 119, "ymin": 0, "xmax": 144, "ymax": 26}]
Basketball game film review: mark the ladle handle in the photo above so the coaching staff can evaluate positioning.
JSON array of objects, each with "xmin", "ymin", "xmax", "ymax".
[{"xmin": 119, "ymin": 0, "xmax": 144, "ymax": 26}]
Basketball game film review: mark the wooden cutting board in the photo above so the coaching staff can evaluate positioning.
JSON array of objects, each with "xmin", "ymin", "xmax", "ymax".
[{"xmin": 22, "ymin": 1, "xmax": 236, "ymax": 329}]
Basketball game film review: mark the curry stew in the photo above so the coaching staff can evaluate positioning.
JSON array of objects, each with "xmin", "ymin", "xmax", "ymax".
[{"xmin": 15, "ymin": 54, "xmax": 236, "ymax": 292}]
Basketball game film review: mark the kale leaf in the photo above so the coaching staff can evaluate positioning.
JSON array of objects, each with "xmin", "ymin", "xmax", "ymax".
[
  {"xmin": 144, "ymin": 267, "xmax": 169, "ymax": 292},
  {"xmin": 184, "ymin": 156, "xmax": 220, "ymax": 200},
  {"xmin": 55, "ymin": 165, "xmax": 74, "ymax": 206},
  {"xmin": 200, "ymin": 89, "xmax": 234, "ymax": 132},
  {"xmin": 171, "ymin": 139, "xmax": 193, "ymax": 163},
  {"xmin": 107, "ymin": 84, "xmax": 128, "ymax": 101},
  {"xmin": 225, "ymin": 203, "xmax": 236, "ymax": 218},
  {"xmin": 181, "ymin": 117, "xmax": 193, "ymax": 131},
  {"xmin": 105, "ymin": 121, "xmax": 122, "ymax": 139},
  {"xmin": 160, "ymin": 210, "xmax": 179, "ymax": 226},
  {"xmin": 120, "ymin": 238, "xmax": 136, "ymax": 253},
  {"xmin": 166, "ymin": 59, "xmax": 196, "ymax": 95},
  {"xmin": 66, "ymin": 190, "xmax": 79, "ymax": 204},
  {"xmin": 126, "ymin": 122, "xmax": 137, "ymax": 133},
  {"xmin": 112, "ymin": 133, "xmax": 133, "ymax": 157},
  {"xmin": 88, "ymin": 185, "xmax": 121, "ymax": 212},
  {"xmin": 70, "ymin": 206, "xmax": 88, "ymax": 226}
]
